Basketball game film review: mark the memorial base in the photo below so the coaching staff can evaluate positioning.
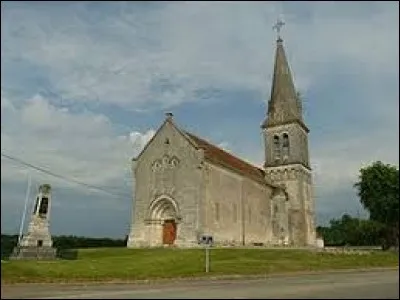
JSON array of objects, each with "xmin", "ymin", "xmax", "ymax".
[{"xmin": 10, "ymin": 246, "xmax": 57, "ymax": 260}]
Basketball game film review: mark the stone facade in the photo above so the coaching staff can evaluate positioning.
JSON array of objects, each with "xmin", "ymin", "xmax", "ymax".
[
  {"xmin": 11, "ymin": 184, "xmax": 57, "ymax": 260},
  {"xmin": 202, "ymin": 163, "xmax": 273, "ymax": 246},
  {"xmin": 127, "ymin": 119, "xmax": 203, "ymax": 247},
  {"xmin": 127, "ymin": 115, "xmax": 315, "ymax": 248},
  {"xmin": 261, "ymin": 38, "xmax": 316, "ymax": 247},
  {"xmin": 127, "ymin": 37, "xmax": 317, "ymax": 248}
]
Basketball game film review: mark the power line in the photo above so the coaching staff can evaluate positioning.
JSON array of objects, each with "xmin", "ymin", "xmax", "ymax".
[{"xmin": 1, "ymin": 152, "xmax": 132, "ymax": 200}]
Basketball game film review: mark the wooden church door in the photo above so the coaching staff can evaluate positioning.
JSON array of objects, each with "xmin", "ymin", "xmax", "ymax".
[{"xmin": 162, "ymin": 220, "xmax": 177, "ymax": 245}]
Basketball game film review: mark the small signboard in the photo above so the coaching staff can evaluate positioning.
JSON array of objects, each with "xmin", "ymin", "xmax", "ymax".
[
  {"xmin": 199, "ymin": 235, "xmax": 213, "ymax": 273},
  {"xmin": 199, "ymin": 235, "xmax": 213, "ymax": 246}
]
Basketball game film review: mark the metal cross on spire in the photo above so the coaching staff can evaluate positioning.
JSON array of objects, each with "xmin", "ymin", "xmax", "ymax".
[{"xmin": 273, "ymin": 18, "xmax": 285, "ymax": 40}]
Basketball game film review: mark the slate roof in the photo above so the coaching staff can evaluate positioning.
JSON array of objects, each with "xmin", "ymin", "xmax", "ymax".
[
  {"xmin": 262, "ymin": 38, "xmax": 308, "ymax": 132},
  {"xmin": 184, "ymin": 131, "xmax": 277, "ymax": 188}
]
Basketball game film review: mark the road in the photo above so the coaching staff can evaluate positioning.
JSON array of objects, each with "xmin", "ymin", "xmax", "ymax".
[{"xmin": 2, "ymin": 269, "xmax": 399, "ymax": 299}]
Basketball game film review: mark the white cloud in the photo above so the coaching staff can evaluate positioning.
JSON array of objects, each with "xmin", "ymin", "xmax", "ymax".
[
  {"xmin": 312, "ymin": 129, "xmax": 399, "ymax": 193},
  {"xmin": 1, "ymin": 92, "xmax": 154, "ymax": 193},
  {"xmin": 2, "ymin": 2, "xmax": 398, "ymax": 109},
  {"xmin": 1, "ymin": 92, "xmax": 15, "ymax": 113},
  {"xmin": 129, "ymin": 129, "xmax": 156, "ymax": 153}
]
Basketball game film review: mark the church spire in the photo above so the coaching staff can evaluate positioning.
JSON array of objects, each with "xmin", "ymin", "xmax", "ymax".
[{"xmin": 262, "ymin": 27, "xmax": 307, "ymax": 131}]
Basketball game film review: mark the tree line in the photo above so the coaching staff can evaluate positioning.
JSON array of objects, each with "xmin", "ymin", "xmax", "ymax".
[
  {"xmin": 316, "ymin": 214, "xmax": 386, "ymax": 247},
  {"xmin": 318, "ymin": 161, "xmax": 398, "ymax": 250},
  {"xmin": 1, "ymin": 234, "xmax": 127, "ymax": 260},
  {"xmin": 318, "ymin": 161, "xmax": 398, "ymax": 249}
]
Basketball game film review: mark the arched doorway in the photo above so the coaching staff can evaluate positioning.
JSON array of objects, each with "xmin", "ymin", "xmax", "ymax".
[
  {"xmin": 147, "ymin": 196, "xmax": 180, "ymax": 246},
  {"xmin": 162, "ymin": 219, "xmax": 177, "ymax": 245}
]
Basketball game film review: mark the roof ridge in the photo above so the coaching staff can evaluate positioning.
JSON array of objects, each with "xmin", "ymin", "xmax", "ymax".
[
  {"xmin": 183, "ymin": 131, "xmax": 280, "ymax": 188},
  {"xmin": 183, "ymin": 130, "xmax": 263, "ymax": 171}
]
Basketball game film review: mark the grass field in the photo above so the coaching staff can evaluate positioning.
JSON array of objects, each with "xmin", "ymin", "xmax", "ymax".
[{"xmin": 1, "ymin": 248, "xmax": 399, "ymax": 283}]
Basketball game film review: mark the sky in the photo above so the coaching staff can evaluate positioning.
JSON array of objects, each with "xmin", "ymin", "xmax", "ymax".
[{"xmin": 1, "ymin": 1, "xmax": 399, "ymax": 238}]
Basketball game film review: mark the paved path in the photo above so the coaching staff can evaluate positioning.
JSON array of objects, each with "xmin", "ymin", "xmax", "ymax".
[{"xmin": 2, "ymin": 269, "xmax": 399, "ymax": 299}]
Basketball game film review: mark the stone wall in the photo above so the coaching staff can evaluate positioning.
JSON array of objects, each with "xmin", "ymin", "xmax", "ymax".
[
  {"xmin": 262, "ymin": 120, "xmax": 316, "ymax": 247},
  {"xmin": 202, "ymin": 162, "xmax": 275, "ymax": 246},
  {"xmin": 263, "ymin": 123, "xmax": 310, "ymax": 169},
  {"xmin": 19, "ymin": 216, "xmax": 53, "ymax": 248},
  {"xmin": 265, "ymin": 164, "xmax": 316, "ymax": 246},
  {"xmin": 127, "ymin": 118, "xmax": 315, "ymax": 248},
  {"xmin": 127, "ymin": 120, "xmax": 203, "ymax": 248}
]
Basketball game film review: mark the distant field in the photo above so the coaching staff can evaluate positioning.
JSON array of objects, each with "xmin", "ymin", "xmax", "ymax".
[{"xmin": 1, "ymin": 248, "xmax": 399, "ymax": 283}]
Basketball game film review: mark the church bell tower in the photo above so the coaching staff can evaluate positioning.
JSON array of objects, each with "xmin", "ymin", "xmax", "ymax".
[{"xmin": 262, "ymin": 23, "xmax": 316, "ymax": 246}]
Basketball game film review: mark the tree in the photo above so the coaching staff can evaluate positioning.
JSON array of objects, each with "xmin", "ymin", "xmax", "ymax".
[
  {"xmin": 317, "ymin": 215, "xmax": 385, "ymax": 247},
  {"xmin": 354, "ymin": 161, "xmax": 399, "ymax": 249}
]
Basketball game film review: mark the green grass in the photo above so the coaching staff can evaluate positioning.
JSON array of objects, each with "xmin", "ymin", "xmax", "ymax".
[{"xmin": 1, "ymin": 248, "xmax": 398, "ymax": 283}]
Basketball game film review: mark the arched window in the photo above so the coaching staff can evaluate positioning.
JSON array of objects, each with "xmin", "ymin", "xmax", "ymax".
[
  {"xmin": 39, "ymin": 197, "xmax": 49, "ymax": 216},
  {"xmin": 282, "ymin": 133, "xmax": 289, "ymax": 157},
  {"xmin": 273, "ymin": 135, "xmax": 280, "ymax": 159}
]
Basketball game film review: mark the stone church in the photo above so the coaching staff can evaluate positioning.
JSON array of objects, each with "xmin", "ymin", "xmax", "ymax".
[{"xmin": 127, "ymin": 36, "xmax": 317, "ymax": 248}]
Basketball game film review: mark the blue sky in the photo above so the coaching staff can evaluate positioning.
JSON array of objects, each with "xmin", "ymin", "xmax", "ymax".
[{"xmin": 1, "ymin": 1, "xmax": 399, "ymax": 238}]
